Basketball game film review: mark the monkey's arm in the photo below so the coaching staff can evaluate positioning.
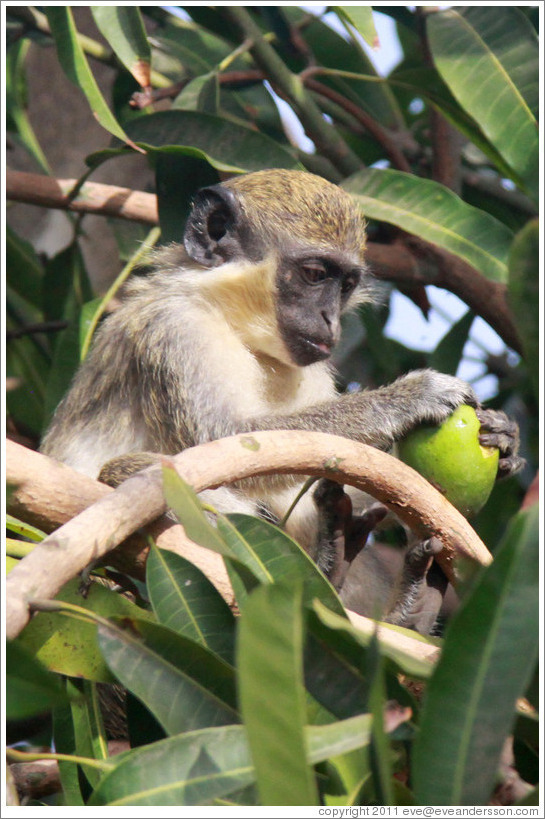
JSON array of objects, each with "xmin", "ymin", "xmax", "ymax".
[{"xmin": 242, "ymin": 369, "xmax": 478, "ymax": 451}]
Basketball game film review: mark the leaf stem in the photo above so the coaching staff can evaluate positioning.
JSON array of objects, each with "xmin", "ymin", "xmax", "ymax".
[{"xmin": 80, "ymin": 225, "xmax": 161, "ymax": 360}]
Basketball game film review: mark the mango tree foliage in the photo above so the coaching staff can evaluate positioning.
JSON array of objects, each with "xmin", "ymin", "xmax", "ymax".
[{"xmin": 5, "ymin": 5, "xmax": 538, "ymax": 808}]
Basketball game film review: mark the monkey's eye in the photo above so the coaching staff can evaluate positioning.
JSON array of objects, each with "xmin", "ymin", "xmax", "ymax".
[
  {"xmin": 301, "ymin": 263, "xmax": 328, "ymax": 284},
  {"xmin": 341, "ymin": 273, "xmax": 360, "ymax": 295}
]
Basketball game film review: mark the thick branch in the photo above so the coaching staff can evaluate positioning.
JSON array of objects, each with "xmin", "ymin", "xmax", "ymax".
[
  {"xmin": 6, "ymin": 442, "xmax": 231, "ymax": 604},
  {"xmin": 6, "ymin": 433, "xmax": 491, "ymax": 639},
  {"xmin": 7, "ymin": 171, "xmax": 520, "ymax": 352},
  {"xmin": 366, "ymin": 241, "xmax": 521, "ymax": 354},
  {"xmin": 6, "ymin": 170, "xmax": 158, "ymax": 224}
]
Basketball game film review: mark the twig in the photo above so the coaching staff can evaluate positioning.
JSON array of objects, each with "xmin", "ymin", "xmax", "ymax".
[
  {"xmin": 301, "ymin": 74, "xmax": 412, "ymax": 173},
  {"xmin": 6, "ymin": 432, "xmax": 492, "ymax": 639},
  {"xmin": 366, "ymin": 241, "xmax": 522, "ymax": 354},
  {"xmin": 221, "ymin": 5, "xmax": 362, "ymax": 177},
  {"xmin": 6, "ymin": 320, "xmax": 69, "ymax": 341}
]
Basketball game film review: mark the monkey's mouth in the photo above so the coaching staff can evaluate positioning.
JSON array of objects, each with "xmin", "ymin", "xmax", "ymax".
[{"xmin": 297, "ymin": 335, "xmax": 332, "ymax": 363}]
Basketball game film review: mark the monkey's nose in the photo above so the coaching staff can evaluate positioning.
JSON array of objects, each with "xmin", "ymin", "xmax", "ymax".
[{"xmin": 321, "ymin": 310, "xmax": 340, "ymax": 344}]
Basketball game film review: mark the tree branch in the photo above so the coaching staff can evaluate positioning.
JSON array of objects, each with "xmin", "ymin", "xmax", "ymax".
[
  {"xmin": 220, "ymin": 5, "xmax": 363, "ymax": 177},
  {"xmin": 301, "ymin": 74, "xmax": 412, "ymax": 173},
  {"xmin": 6, "ymin": 171, "xmax": 520, "ymax": 352},
  {"xmin": 6, "ymin": 170, "xmax": 158, "ymax": 224},
  {"xmin": 6, "ymin": 433, "xmax": 491, "ymax": 640}
]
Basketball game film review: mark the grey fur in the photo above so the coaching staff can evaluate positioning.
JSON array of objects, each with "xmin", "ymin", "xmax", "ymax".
[{"xmin": 41, "ymin": 170, "xmax": 522, "ymax": 631}]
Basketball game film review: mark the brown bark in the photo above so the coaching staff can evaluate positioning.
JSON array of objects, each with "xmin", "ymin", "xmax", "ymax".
[{"xmin": 6, "ymin": 434, "xmax": 491, "ymax": 640}]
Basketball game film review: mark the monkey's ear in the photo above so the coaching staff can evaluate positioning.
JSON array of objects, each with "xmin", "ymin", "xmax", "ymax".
[{"xmin": 184, "ymin": 186, "xmax": 250, "ymax": 267}]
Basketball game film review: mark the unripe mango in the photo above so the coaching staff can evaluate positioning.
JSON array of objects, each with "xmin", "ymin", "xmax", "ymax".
[{"xmin": 398, "ymin": 404, "xmax": 499, "ymax": 518}]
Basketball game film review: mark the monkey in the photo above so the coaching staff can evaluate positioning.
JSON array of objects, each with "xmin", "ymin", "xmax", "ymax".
[{"xmin": 41, "ymin": 169, "xmax": 523, "ymax": 631}]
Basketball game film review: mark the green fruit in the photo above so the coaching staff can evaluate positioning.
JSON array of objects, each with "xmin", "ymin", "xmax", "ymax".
[{"xmin": 398, "ymin": 404, "xmax": 499, "ymax": 518}]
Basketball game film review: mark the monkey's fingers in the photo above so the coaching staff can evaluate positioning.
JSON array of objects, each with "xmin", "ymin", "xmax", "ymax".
[{"xmin": 475, "ymin": 408, "xmax": 525, "ymax": 479}]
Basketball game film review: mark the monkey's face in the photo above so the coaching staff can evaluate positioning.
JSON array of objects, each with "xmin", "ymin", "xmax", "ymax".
[
  {"xmin": 183, "ymin": 170, "xmax": 371, "ymax": 367},
  {"xmin": 276, "ymin": 249, "xmax": 363, "ymax": 367}
]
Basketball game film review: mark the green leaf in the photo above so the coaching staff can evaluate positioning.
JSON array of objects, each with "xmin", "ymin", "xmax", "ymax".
[
  {"xmin": 412, "ymin": 505, "xmax": 539, "ymax": 805},
  {"xmin": 237, "ymin": 583, "xmax": 319, "ymax": 806},
  {"xmin": 303, "ymin": 609, "xmax": 418, "ymax": 724},
  {"xmin": 45, "ymin": 7, "xmax": 136, "ymax": 146},
  {"xmin": 283, "ymin": 6, "xmax": 404, "ymax": 130},
  {"xmin": 162, "ymin": 464, "xmax": 236, "ymax": 559},
  {"xmin": 89, "ymin": 715, "xmax": 373, "ymax": 805},
  {"xmin": 87, "ymin": 110, "xmax": 302, "ymax": 174},
  {"xmin": 429, "ymin": 310, "xmax": 475, "ymax": 376},
  {"xmin": 91, "ymin": 6, "xmax": 151, "ymax": 87},
  {"xmin": 312, "ymin": 600, "xmax": 437, "ymax": 681},
  {"xmin": 156, "ymin": 154, "xmax": 219, "ymax": 244},
  {"xmin": 343, "ymin": 168, "xmax": 513, "ymax": 282},
  {"xmin": 367, "ymin": 638, "xmax": 395, "ymax": 805},
  {"xmin": 6, "ymin": 39, "xmax": 51, "ymax": 173},
  {"xmin": 173, "ymin": 72, "xmax": 219, "ymax": 114},
  {"xmin": 89, "ymin": 725, "xmax": 255, "ymax": 806},
  {"xmin": 220, "ymin": 514, "xmax": 346, "ymax": 615},
  {"xmin": 427, "ymin": 7, "xmax": 538, "ymax": 200},
  {"xmin": 146, "ymin": 544, "xmax": 236, "ymax": 664},
  {"xmin": 53, "ymin": 692, "xmax": 86, "ymax": 806},
  {"xmin": 508, "ymin": 219, "xmax": 539, "ymax": 400},
  {"xmin": 6, "ymin": 640, "xmax": 70, "ymax": 719},
  {"xmin": 389, "ymin": 66, "xmax": 519, "ymax": 183},
  {"xmin": 98, "ymin": 617, "xmax": 239, "ymax": 735},
  {"xmin": 42, "ymin": 242, "xmax": 94, "ymax": 428},
  {"xmin": 5, "ymin": 513, "xmax": 45, "ymax": 542},
  {"xmin": 6, "ymin": 225, "xmax": 44, "ymax": 309},
  {"xmin": 334, "ymin": 6, "xmax": 379, "ymax": 49},
  {"xmin": 68, "ymin": 680, "xmax": 109, "ymax": 789},
  {"xmin": 18, "ymin": 578, "xmax": 154, "ymax": 683}
]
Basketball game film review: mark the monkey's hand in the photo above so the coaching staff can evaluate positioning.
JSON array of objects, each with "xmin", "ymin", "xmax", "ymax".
[
  {"xmin": 375, "ymin": 370, "xmax": 478, "ymax": 449},
  {"xmin": 476, "ymin": 408, "xmax": 525, "ymax": 480}
]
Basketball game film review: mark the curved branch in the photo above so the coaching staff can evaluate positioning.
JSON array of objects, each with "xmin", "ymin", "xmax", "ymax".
[{"xmin": 6, "ymin": 432, "xmax": 491, "ymax": 639}]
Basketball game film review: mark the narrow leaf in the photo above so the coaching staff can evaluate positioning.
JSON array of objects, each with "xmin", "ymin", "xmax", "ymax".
[
  {"xmin": 508, "ymin": 220, "xmax": 539, "ymax": 400},
  {"xmin": 162, "ymin": 464, "xmax": 236, "ymax": 559},
  {"xmin": 146, "ymin": 544, "xmax": 236, "ymax": 664},
  {"xmin": 87, "ymin": 110, "xmax": 301, "ymax": 174},
  {"xmin": 412, "ymin": 505, "xmax": 539, "ymax": 805},
  {"xmin": 91, "ymin": 6, "xmax": 151, "ymax": 87},
  {"xmin": 334, "ymin": 6, "xmax": 379, "ymax": 49},
  {"xmin": 6, "ymin": 513, "xmax": 45, "ymax": 542},
  {"xmin": 6, "ymin": 640, "xmax": 70, "ymax": 719},
  {"xmin": 6, "ymin": 225, "xmax": 44, "ymax": 310},
  {"xmin": 343, "ymin": 168, "xmax": 513, "ymax": 282},
  {"xmin": 237, "ymin": 583, "xmax": 319, "ymax": 806},
  {"xmin": 89, "ymin": 717, "xmax": 373, "ymax": 805},
  {"xmin": 367, "ymin": 639, "xmax": 395, "ymax": 805},
  {"xmin": 98, "ymin": 617, "xmax": 239, "ymax": 735},
  {"xmin": 69, "ymin": 680, "xmax": 108, "ymax": 789},
  {"xmin": 312, "ymin": 600, "xmax": 437, "ymax": 681},
  {"xmin": 427, "ymin": 7, "xmax": 538, "ymax": 200},
  {"xmin": 45, "ymin": 7, "xmax": 137, "ymax": 147},
  {"xmin": 221, "ymin": 513, "xmax": 346, "ymax": 615},
  {"xmin": 429, "ymin": 310, "xmax": 475, "ymax": 376}
]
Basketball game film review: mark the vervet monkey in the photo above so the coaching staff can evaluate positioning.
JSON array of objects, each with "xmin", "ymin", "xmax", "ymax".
[{"xmin": 41, "ymin": 170, "xmax": 522, "ymax": 630}]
